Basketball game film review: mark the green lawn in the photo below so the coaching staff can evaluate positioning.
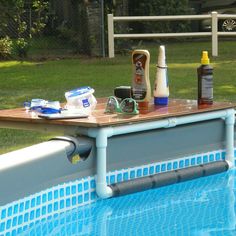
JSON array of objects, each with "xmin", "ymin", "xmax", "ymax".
[{"xmin": 0, "ymin": 40, "xmax": 236, "ymax": 153}]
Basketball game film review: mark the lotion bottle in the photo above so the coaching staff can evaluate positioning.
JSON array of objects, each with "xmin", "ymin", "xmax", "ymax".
[
  {"xmin": 197, "ymin": 51, "xmax": 213, "ymax": 105},
  {"xmin": 153, "ymin": 45, "xmax": 169, "ymax": 106},
  {"xmin": 131, "ymin": 50, "xmax": 151, "ymax": 109}
]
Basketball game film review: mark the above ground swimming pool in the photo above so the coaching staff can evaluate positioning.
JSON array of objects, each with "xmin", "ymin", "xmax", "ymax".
[
  {"xmin": 3, "ymin": 168, "xmax": 236, "ymax": 236},
  {"xmin": 0, "ymin": 149, "xmax": 235, "ymax": 236},
  {"xmin": 0, "ymin": 99, "xmax": 235, "ymax": 235}
]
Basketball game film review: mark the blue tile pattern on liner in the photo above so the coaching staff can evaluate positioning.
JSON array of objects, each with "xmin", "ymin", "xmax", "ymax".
[
  {"xmin": 0, "ymin": 177, "xmax": 97, "ymax": 236},
  {"xmin": 0, "ymin": 148, "xmax": 234, "ymax": 235}
]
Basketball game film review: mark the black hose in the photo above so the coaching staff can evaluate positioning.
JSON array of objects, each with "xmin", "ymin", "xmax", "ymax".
[{"xmin": 109, "ymin": 160, "xmax": 229, "ymax": 197}]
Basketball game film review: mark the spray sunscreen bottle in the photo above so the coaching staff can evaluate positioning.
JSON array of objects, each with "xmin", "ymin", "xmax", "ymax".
[
  {"xmin": 197, "ymin": 51, "xmax": 213, "ymax": 105},
  {"xmin": 131, "ymin": 50, "xmax": 151, "ymax": 109},
  {"xmin": 153, "ymin": 45, "xmax": 169, "ymax": 106}
]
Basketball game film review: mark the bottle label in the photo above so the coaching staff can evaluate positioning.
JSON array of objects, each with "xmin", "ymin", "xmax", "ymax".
[
  {"xmin": 82, "ymin": 98, "xmax": 90, "ymax": 108},
  {"xmin": 132, "ymin": 53, "xmax": 147, "ymax": 100},
  {"xmin": 201, "ymin": 75, "xmax": 213, "ymax": 99},
  {"xmin": 131, "ymin": 89, "xmax": 147, "ymax": 100}
]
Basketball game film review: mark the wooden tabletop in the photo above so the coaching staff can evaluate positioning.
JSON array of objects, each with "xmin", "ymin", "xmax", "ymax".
[{"xmin": 0, "ymin": 98, "xmax": 235, "ymax": 128}]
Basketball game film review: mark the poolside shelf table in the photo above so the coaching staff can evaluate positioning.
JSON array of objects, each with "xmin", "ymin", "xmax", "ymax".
[
  {"xmin": 0, "ymin": 98, "xmax": 235, "ymax": 129},
  {"xmin": 0, "ymin": 98, "xmax": 235, "ymax": 198}
]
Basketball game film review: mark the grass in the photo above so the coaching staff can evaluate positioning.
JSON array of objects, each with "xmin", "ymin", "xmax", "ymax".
[{"xmin": 0, "ymin": 39, "xmax": 236, "ymax": 153}]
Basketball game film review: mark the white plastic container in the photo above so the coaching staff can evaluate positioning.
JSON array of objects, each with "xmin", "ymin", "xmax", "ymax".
[
  {"xmin": 153, "ymin": 45, "xmax": 169, "ymax": 106},
  {"xmin": 65, "ymin": 86, "xmax": 97, "ymax": 114}
]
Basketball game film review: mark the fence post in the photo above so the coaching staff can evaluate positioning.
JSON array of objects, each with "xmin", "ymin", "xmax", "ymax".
[
  {"xmin": 108, "ymin": 14, "xmax": 114, "ymax": 58},
  {"xmin": 211, "ymin": 11, "xmax": 218, "ymax": 57}
]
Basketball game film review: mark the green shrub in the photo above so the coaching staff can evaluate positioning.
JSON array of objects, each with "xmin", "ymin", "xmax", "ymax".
[
  {"xmin": 14, "ymin": 38, "xmax": 29, "ymax": 58},
  {"xmin": 56, "ymin": 1, "xmax": 91, "ymax": 55},
  {"xmin": 0, "ymin": 37, "xmax": 13, "ymax": 59},
  {"xmin": 0, "ymin": 0, "xmax": 49, "ymax": 59},
  {"xmin": 128, "ymin": 0, "xmax": 192, "ymax": 34}
]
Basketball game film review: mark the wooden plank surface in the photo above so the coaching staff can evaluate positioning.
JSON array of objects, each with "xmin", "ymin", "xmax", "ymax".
[{"xmin": 0, "ymin": 98, "xmax": 235, "ymax": 128}]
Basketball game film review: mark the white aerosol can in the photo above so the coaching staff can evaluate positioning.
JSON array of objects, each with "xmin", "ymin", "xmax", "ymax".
[{"xmin": 153, "ymin": 45, "xmax": 169, "ymax": 106}]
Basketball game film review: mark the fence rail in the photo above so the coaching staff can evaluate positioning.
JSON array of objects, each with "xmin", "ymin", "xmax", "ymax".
[{"xmin": 107, "ymin": 12, "xmax": 236, "ymax": 58}]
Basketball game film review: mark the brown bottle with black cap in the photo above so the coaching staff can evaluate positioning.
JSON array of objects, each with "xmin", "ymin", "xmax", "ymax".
[{"xmin": 197, "ymin": 51, "xmax": 213, "ymax": 105}]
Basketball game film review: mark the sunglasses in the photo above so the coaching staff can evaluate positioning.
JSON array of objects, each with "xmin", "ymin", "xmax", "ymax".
[{"xmin": 105, "ymin": 96, "xmax": 139, "ymax": 115}]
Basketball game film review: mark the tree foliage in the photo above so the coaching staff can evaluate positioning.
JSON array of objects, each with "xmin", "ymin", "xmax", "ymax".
[
  {"xmin": 129, "ymin": 0, "xmax": 190, "ymax": 16},
  {"xmin": 0, "ymin": 0, "xmax": 49, "ymax": 58},
  {"xmin": 128, "ymin": 0, "xmax": 192, "ymax": 33},
  {"xmin": 56, "ymin": 0, "xmax": 92, "ymax": 55},
  {"xmin": 0, "ymin": 36, "xmax": 12, "ymax": 59}
]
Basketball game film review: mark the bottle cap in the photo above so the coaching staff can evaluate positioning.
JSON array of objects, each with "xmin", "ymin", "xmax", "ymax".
[
  {"xmin": 154, "ymin": 97, "xmax": 168, "ymax": 106},
  {"xmin": 114, "ymin": 86, "xmax": 131, "ymax": 100},
  {"xmin": 157, "ymin": 45, "xmax": 167, "ymax": 68},
  {"xmin": 201, "ymin": 51, "xmax": 210, "ymax": 65}
]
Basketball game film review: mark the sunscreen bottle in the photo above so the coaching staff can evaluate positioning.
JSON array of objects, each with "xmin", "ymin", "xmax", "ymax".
[
  {"xmin": 197, "ymin": 51, "xmax": 213, "ymax": 105},
  {"xmin": 153, "ymin": 45, "xmax": 169, "ymax": 106},
  {"xmin": 131, "ymin": 50, "xmax": 151, "ymax": 109}
]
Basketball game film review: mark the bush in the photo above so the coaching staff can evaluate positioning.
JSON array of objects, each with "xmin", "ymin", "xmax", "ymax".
[
  {"xmin": 0, "ymin": 37, "xmax": 13, "ymax": 59},
  {"xmin": 56, "ymin": 2, "xmax": 91, "ymax": 55},
  {"xmin": 14, "ymin": 38, "xmax": 29, "ymax": 58},
  {"xmin": 128, "ymin": 0, "xmax": 192, "ymax": 34},
  {"xmin": 0, "ymin": 0, "xmax": 49, "ymax": 59},
  {"xmin": 56, "ymin": 24, "xmax": 80, "ymax": 53}
]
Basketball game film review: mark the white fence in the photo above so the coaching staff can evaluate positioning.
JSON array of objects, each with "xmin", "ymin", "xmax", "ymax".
[{"xmin": 108, "ymin": 12, "xmax": 236, "ymax": 58}]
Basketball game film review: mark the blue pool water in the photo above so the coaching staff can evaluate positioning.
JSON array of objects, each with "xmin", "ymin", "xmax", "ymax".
[{"xmin": 20, "ymin": 169, "xmax": 236, "ymax": 236}]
